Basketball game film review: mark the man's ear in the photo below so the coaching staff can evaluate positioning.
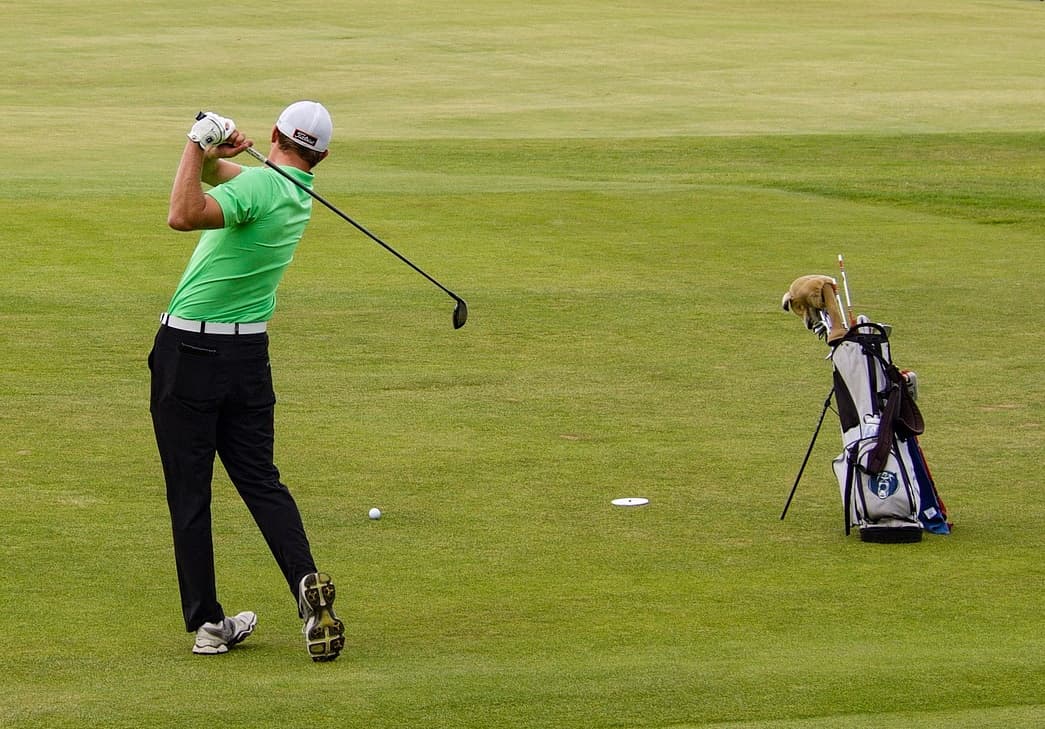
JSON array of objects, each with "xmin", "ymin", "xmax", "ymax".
[{"xmin": 271, "ymin": 126, "xmax": 279, "ymax": 143}]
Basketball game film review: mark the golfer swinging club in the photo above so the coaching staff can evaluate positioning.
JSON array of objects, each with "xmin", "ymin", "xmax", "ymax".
[{"xmin": 149, "ymin": 102, "xmax": 344, "ymax": 661}]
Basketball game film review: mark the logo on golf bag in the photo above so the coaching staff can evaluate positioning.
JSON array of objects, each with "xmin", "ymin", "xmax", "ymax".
[{"xmin": 871, "ymin": 471, "xmax": 899, "ymax": 500}]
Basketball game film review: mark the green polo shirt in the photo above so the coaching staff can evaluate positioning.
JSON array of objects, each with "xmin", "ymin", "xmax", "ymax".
[{"xmin": 167, "ymin": 165, "xmax": 314, "ymax": 323}]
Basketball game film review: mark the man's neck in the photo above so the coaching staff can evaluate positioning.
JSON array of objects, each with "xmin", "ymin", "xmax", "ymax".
[{"xmin": 266, "ymin": 146, "xmax": 310, "ymax": 172}]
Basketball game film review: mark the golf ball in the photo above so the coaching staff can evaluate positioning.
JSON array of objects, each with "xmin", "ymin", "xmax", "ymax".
[{"xmin": 368, "ymin": 507, "xmax": 382, "ymax": 520}]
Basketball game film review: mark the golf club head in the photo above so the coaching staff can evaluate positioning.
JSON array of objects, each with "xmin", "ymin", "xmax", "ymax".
[{"xmin": 452, "ymin": 298, "xmax": 468, "ymax": 329}]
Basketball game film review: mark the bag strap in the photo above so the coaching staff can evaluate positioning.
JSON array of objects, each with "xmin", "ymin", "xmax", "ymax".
[
  {"xmin": 890, "ymin": 365, "xmax": 924, "ymax": 437},
  {"xmin": 866, "ymin": 365, "xmax": 925, "ymax": 474},
  {"xmin": 844, "ymin": 447, "xmax": 856, "ymax": 535}
]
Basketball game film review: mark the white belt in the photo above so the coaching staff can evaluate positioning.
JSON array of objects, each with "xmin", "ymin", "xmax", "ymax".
[{"xmin": 160, "ymin": 313, "xmax": 267, "ymax": 335}]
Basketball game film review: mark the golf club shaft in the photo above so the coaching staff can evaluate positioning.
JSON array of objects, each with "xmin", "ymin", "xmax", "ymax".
[
  {"xmin": 244, "ymin": 146, "xmax": 463, "ymax": 304},
  {"xmin": 838, "ymin": 254, "xmax": 855, "ymax": 325}
]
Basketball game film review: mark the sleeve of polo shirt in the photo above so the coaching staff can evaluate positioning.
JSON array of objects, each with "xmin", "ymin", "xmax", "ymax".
[{"xmin": 206, "ymin": 168, "xmax": 263, "ymax": 228}]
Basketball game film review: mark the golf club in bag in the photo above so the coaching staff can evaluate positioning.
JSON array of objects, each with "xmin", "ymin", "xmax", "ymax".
[{"xmin": 244, "ymin": 146, "xmax": 468, "ymax": 330}]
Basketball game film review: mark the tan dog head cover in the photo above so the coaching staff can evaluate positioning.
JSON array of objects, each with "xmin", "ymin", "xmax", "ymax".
[{"xmin": 781, "ymin": 274, "xmax": 849, "ymax": 342}]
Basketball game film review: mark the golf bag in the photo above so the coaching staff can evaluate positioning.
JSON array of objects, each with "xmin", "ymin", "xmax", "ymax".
[{"xmin": 830, "ymin": 321, "xmax": 950, "ymax": 542}]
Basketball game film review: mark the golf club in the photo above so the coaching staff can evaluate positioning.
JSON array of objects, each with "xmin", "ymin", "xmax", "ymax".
[
  {"xmin": 837, "ymin": 254, "xmax": 855, "ymax": 326},
  {"xmin": 243, "ymin": 146, "xmax": 468, "ymax": 329},
  {"xmin": 833, "ymin": 288, "xmax": 847, "ymax": 333}
]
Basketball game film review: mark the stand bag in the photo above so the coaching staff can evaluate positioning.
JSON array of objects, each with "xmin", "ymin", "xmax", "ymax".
[{"xmin": 830, "ymin": 320, "xmax": 950, "ymax": 542}]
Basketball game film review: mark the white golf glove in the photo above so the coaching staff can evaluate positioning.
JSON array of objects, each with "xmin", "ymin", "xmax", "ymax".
[{"xmin": 187, "ymin": 111, "xmax": 236, "ymax": 148}]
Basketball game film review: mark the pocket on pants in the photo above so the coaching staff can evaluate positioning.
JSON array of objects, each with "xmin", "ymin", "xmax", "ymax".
[
  {"xmin": 173, "ymin": 341, "xmax": 219, "ymax": 403},
  {"xmin": 240, "ymin": 354, "xmax": 277, "ymax": 408}
]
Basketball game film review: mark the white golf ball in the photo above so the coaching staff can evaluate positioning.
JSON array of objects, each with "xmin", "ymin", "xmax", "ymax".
[{"xmin": 368, "ymin": 507, "xmax": 382, "ymax": 520}]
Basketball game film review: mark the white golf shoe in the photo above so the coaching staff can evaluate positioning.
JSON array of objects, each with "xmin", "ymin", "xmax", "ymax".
[{"xmin": 192, "ymin": 611, "xmax": 257, "ymax": 655}]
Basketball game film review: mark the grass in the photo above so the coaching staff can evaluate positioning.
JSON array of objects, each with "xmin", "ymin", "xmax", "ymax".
[{"xmin": 1, "ymin": 1, "xmax": 1044, "ymax": 727}]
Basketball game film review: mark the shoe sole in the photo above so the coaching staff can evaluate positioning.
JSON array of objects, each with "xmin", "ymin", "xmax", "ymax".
[{"xmin": 300, "ymin": 572, "xmax": 345, "ymax": 662}]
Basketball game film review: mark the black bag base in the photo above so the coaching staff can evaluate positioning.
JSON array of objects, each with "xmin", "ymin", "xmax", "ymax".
[{"xmin": 859, "ymin": 525, "xmax": 923, "ymax": 543}]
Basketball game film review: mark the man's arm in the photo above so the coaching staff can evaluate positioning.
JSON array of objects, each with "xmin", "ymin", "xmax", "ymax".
[
  {"xmin": 201, "ymin": 155, "xmax": 245, "ymax": 187},
  {"xmin": 167, "ymin": 130, "xmax": 252, "ymax": 232}
]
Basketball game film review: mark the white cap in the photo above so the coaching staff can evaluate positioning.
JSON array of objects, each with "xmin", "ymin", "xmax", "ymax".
[{"xmin": 276, "ymin": 101, "xmax": 332, "ymax": 152}]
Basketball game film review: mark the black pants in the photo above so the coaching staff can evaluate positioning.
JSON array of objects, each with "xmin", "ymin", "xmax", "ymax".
[{"xmin": 149, "ymin": 325, "xmax": 317, "ymax": 632}]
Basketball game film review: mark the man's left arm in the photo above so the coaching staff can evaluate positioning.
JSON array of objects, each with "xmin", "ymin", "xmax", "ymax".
[{"xmin": 168, "ymin": 115, "xmax": 253, "ymax": 232}]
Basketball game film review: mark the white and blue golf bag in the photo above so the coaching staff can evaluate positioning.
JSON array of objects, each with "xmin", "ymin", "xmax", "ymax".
[{"xmin": 830, "ymin": 320, "xmax": 951, "ymax": 542}]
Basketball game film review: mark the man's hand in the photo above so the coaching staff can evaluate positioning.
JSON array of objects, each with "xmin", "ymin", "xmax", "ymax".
[
  {"xmin": 188, "ymin": 111, "xmax": 236, "ymax": 148},
  {"xmin": 203, "ymin": 129, "xmax": 253, "ymax": 160}
]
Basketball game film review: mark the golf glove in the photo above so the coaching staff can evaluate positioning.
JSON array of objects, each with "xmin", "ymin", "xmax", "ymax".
[{"xmin": 188, "ymin": 111, "xmax": 236, "ymax": 148}]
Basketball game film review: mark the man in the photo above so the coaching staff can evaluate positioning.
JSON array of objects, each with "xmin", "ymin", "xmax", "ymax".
[{"xmin": 149, "ymin": 102, "xmax": 345, "ymax": 661}]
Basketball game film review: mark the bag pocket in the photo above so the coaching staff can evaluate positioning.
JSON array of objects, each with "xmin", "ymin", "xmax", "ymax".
[{"xmin": 853, "ymin": 439, "xmax": 918, "ymax": 524}]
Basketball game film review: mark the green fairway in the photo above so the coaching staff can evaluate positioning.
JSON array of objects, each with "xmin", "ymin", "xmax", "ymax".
[{"xmin": 2, "ymin": 1, "xmax": 1043, "ymax": 727}]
